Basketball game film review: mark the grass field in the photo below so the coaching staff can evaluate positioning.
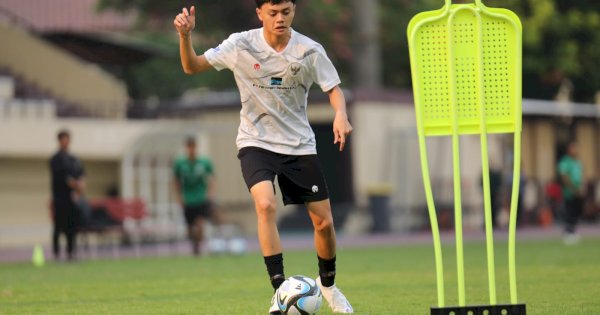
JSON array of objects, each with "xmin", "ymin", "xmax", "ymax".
[{"xmin": 1, "ymin": 237, "xmax": 599, "ymax": 315}]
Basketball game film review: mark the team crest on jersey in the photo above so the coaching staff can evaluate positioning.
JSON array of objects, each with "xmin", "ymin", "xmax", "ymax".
[{"xmin": 287, "ymin": 62, "xmax": 302, "ymax": 77}]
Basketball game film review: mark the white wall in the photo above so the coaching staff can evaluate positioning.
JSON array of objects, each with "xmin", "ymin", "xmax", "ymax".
[{"xmin": 351, "ymin": 101, "xmax": 509, "ymax": 230}]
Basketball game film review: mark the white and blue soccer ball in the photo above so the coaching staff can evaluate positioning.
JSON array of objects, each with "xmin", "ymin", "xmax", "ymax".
[{"xmin": 276, "ymin": 275, "xmax": 322, "ymax": 315}]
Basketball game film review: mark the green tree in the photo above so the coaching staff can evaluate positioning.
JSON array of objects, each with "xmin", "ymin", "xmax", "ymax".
[
  {"xmin": 100, "ymin": 0, "xmax": 599, "ymax": 102},
  {"xmin": 98, "ymin": 0, "xmax": 352, "ymax": 99},
  {"xmin": 484, "ymin": 0, "xmax": 600, "ymax": 102}
]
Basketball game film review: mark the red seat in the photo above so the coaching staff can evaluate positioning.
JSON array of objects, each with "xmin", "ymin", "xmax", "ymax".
[{"xmin": 89, "ymin": 198, "xmax": 147, "ymax": 223}]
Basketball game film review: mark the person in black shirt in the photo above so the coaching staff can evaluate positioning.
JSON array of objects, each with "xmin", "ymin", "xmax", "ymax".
[{"xmin": 49, "ymin": 130, "xmax": 85, "ymax": 260}]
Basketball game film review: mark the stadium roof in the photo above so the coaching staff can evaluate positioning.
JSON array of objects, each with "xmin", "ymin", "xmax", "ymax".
[
  {"xmin": 0, "ymin": 0, "xmax": 136, "ymax": 33},
  {"xmin": 0, "ymin": 0, "xmax": 171, "ymax": 66}
]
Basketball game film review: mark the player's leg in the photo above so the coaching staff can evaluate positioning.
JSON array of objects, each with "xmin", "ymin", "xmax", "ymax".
[
  {"xmin": 251, "ymin": 181, "xmax": 284, "ymax": 284},
  {"xmin": 238, "ymin": 147, "xmax": 284, "ymax": 314},
  {"xmin": 306, "ymin": 199, "xmax": 353, "ymax": 313},
  {"xmin": 564, "ymin": 197, "xmax": 583, "ymax": 234},
  {"xmin": 207, "ymin": 201, "xmax": 226, "ymax": 241},
  {"xmin": 306, "ymin": 199, "xmax": 337, "ymax": 289},
  {"xmin": 52, "ymin": 225, "xmax": 61, "ymax": 259},
  {"xmin": 564, "ymin": 197, "xmax": 582, "ymax": 245},
  {"xmin": 251, "ymin": 181, "xmax": 285, "ymax": 315},
  {"xmin": 184, "ymin": 205, "xmax": 202, "ymax": 255},
  {"xmin": 277, "ymin": 153, "xmax": 353, "ymax": 313},
  {"xmin": 65, "ymin": 203, "xmax": 77, "ymax": 260},
  {"xmin": 65, "ymin": 224, "xmax": 76, "ymax": 261},
  {"xmin": 306, "ymin": 199, "xmax": 336, "ymax": 268},
  {"xmin": 191, "ymin": 216, "xmax": 205, "ymax": 255},
  {"xmin": 208, "ymin": 200, "xmax": 225, "ymax": 227},
  {"xmin": 52, "ymin": 202, "xmax": 67, "ymax": 260}
]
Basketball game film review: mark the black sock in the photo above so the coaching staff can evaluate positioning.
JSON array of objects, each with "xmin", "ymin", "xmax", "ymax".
[
  {"xmin": 264, "ymin": 253, "xmax": 285, "ymax": 290},
  {"xmin": 318, "ymin": 255, "xmax": 336, "ymax": 287}
]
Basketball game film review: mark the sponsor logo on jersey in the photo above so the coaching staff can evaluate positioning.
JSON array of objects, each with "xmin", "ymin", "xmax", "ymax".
[{"xmin": 270, "ymin": 77, "xmax": 283, "ymax": 86}]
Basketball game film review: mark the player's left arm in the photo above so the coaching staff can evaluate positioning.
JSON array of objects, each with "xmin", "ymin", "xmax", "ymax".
[
  {"xmin": 206, "ymin": 159, "xmax": 217, "ymax": 200},
  {"xmin": 328, "ymin": 85, "xmax": 353, "ymax": 152},
  {"xmin": 68, "ymin": 158, "xmax": 86, "ymax": 195}
]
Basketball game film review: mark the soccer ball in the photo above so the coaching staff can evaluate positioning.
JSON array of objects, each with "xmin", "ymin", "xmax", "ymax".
[{"xmin": 276, "ymin": 275, "xmax": 322, "ymax": 315}]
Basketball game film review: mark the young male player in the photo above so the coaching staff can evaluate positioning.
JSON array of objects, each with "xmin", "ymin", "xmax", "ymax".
[
  {"xmin": 173, "ymin": 136, "xmax": 219, "ymax": 256},
  {"xmin": 558, "ymin": 141, "xmax": 584, "ymax": 245},
  {"xmin": 174, "ymin": 1, "xmax": 353, "ymax": 313}
]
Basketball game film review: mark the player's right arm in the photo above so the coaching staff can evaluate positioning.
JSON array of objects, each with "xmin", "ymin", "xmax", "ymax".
[{"xmin": 174, "ymin": 6, "xmax": 213, "ymax": 74}]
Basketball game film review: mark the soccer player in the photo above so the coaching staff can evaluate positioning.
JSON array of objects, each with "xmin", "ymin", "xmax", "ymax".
[
  {"xmin": 173, "ymin": 136, "xmax": 219, "ymax": 256},
  {"xmin": 558, "ymin": 140, "xmax": 584, "ymax": 245},
  {"xmin": 49, "ymin": 129, "xmax": 85, "ymax": 261},
  {"xmin": 173, "ymin": 1, "xmax": 354, "ymax": 313}
]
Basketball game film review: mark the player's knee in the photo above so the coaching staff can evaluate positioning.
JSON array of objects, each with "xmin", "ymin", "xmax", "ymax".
[
  {"xmin": 254, "ymin": 198, "xmax": 277, "ymax": 219},
  {"xmin": 312, "ymin": 216, "xmax": 333, "ymax": 233}
]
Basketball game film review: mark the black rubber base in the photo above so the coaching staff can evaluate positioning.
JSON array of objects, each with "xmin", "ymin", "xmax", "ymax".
[{"xmin": 431, "ymin": 304, "xmax": 526, "ymax": 315}]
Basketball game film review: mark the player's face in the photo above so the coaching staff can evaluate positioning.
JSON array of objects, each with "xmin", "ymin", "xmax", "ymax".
[
  {"xmin": 59, "ymin": 135, "xmax": 70, "ymax": 150},
  {"xmin": 186, "ymin": 142, "xmax": 196, "ymax": 157},
  {"xmin": 256, "ymin": 1, "xmax": 295, "ymax": 36},
  {"xmin": 568, "ymin": 143, "xmax": 578, "ymax": 157}
]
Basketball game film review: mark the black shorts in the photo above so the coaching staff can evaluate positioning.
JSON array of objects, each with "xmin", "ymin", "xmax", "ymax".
[
  {"xmin": 183, "ymin": 201, "xmax": 213, "ymax": 226},
  {"xmin": 237, "ymin": 146, "xmax": 329, "ymax": 205}
]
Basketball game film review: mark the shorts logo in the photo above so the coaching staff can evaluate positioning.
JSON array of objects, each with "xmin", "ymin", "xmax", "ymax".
[
  {"xmin": 254, "ymin": 63, "xmax": 260, "ymax": 71},
  {"xmin": 312, "ymin": 185, "xmax": 319, "ymax": 193}
]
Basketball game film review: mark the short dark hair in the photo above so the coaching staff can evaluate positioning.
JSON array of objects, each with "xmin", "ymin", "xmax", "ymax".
[
  {"xmin": 255, "ymin": 0, "xmax": 296, "ymax": 8},
  {"xmin": 185, "ymin": 135, "xmax": 196, "ymax": 145},
  {"xmin": 57, "ymin": 129, "xmax": 70, "ymax": 140}
]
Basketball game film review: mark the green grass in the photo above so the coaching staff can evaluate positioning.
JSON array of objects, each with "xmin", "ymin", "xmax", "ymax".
[{"xmin": 1, "ymin": 238, "xmax": 599, "ymax": 314}]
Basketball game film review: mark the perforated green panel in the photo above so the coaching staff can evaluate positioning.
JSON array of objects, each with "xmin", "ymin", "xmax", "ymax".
[
  {"xmin": 417, "ymin": 22, "xmax": 451, "ymax": 123},
  {"xmin": 407, "ymin": 2, "xmax": 524, "ymax": 309},
  {"xmin": 482, "ymin": 19, "xmax": 516, "ymax": 125},
  {"xmin": 409, "ymin": 4, "xmax": 521, "ymax": 136}
]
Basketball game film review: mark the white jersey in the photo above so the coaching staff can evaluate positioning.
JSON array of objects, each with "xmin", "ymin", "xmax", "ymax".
[{"xmin": 204, "ymin": 28, "xmax": 341, "ymax": 155}]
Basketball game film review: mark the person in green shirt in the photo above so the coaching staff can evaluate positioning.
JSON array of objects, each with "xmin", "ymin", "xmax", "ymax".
[
  {"xmin": 558, "ymin": 141, "xmax": 584, "ymax": 245},
  {"xmin": 173, "ymin": 136, "xmax": 219, "ymax": 255}
]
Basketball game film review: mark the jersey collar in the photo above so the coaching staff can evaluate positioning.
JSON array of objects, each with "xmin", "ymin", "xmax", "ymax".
[{"xmin": 259, "ymin": 27, "xmax": 295, "ymax": 55}]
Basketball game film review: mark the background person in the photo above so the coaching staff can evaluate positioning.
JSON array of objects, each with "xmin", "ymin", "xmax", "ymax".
[
  {"xmin": 49, "ymin": 129, "xmax": 85, "ymax": 261},
  {"xmin": 558, "ymin": 140, "xmax": 584, "ymax": 245},
  {"xmin": 173, "ymin": 136, "xmax": 220, "ymax": 256}
]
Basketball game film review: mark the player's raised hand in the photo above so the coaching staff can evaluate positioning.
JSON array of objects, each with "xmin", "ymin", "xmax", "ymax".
[{"xmin": 174, "ymin": 6, "xmax": 196, "ymax": 37}]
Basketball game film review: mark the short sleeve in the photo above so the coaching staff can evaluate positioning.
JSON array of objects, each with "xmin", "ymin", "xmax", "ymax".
[
  {"xmin": 204, "ymin": 158, "xmax": 214, "ymax": 175},
  {"xmin": 204, "ymin": 33, "xmax": 241, "ymax": 71},
  {"xmin": 310, "ymin": 45, "xmax": 341, "ymax": 92}
]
